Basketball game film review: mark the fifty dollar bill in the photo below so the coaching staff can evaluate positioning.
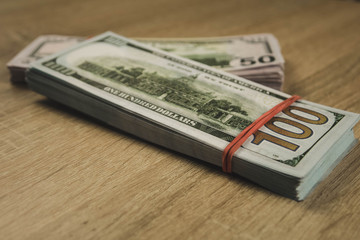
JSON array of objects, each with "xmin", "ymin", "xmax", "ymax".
[{"xmin": 9, "ymin": 34, "xmax": 284, "ymax": 89}]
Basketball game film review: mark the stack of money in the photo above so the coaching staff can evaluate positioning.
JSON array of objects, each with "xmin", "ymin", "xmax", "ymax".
[
  {"xmin": 139, "ymin": 34, "xmax": 284, "ymax": 90},
  {"xmin": 8, "ymin": 34, "xmax": 284, "ymax": 90},
  {"xmin": 7, "ymin": 35, "xmax": 84, "ymax": 83},
  {"xmin": 26, "ymin": 32, "xmax": 359, "ymax": 200}
]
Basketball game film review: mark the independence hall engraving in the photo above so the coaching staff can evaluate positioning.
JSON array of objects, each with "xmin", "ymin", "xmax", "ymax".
[{"xmin": 78, "ymin": 61, "xmax": 251, "ymax": 130}]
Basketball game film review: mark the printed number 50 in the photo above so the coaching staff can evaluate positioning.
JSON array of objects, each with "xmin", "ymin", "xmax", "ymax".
[{"xmin": 240, "ymin": 55, "xmax": 276, "ymax": 66}]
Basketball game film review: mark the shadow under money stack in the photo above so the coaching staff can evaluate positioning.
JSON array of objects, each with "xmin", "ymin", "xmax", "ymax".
[{"xmin": 26, "ymin": 32, "xmax": 359, "ymax": 200}]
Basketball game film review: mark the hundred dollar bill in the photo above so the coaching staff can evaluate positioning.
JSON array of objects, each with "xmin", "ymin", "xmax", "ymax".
[
  {"xmin": 27, "ymin": 32, "xmax": 359, "ymax": 200},
  {"xmin": 9, "ymin": 34, "xmax": 284, "ymax": 89}
]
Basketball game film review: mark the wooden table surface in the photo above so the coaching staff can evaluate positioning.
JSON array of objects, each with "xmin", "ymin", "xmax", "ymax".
[{"xmin": 1, "ymin": 0, "xmax": 360, "ymax": 239}]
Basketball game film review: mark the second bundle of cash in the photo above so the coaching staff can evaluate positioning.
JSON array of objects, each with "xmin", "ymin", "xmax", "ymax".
[
  {"xmin": 139, "ymin": 34, "xmax": 285, "ymax": 90},
  {"xmin": 9, "ymin": 33, "xmax": 284, "ymax": 90},
  {"xmin": 26, "ymin": 32, "xmax": 359, "ymax": 200}
]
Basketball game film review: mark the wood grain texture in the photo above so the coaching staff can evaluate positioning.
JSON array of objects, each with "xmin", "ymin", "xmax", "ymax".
[{"xmin": 1, "ymin": 0, "xmax": 360, "ymax": 239}]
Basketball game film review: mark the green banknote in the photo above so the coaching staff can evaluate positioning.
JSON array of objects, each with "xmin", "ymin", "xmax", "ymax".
[
  {"xmin": 9, "ymin": 34, "xmax": 283, "ymax": 85},
  {"xmin": 138, "ymin": 34, "xmax": 284, "ymax": 72},
  {"xmin": 27, "ymin": 32, "xmax": 359, "ymax": 200}
]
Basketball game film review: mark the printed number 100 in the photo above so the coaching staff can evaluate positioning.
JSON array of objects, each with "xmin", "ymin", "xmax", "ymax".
[{"xmin": 251, "ymin": 106, "xmax": 328, "ymax": 151}]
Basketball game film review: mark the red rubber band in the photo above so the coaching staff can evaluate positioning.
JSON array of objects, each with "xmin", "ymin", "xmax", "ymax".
[{"xmin": 222, "ymin": 95, "xmax": 301, "ymax": 173}]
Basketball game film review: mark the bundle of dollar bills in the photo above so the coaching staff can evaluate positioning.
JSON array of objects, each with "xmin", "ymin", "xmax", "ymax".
[
  {"xmin": 9, "ymin": 33, "xmax": 284, "ymax": 90},
  {"xmin": 7, "ymin": 35, "xmax": 83, "ymax": 83},
  {"xmin": 26, "ymin": 32, "xmax": 359, "ymax": 200},
  {"xmin": 139, "ymin": 34, "xmax": 284, "ymax": 90}
]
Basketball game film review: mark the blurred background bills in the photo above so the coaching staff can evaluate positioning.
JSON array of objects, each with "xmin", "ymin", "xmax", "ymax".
[
  {"xmin": 7, "ymin": 33, "xmax": 285, "ymax": 90},
  {"xmin": 6, "ymin": 35, "xmax": 83, "ymax": 84}
]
